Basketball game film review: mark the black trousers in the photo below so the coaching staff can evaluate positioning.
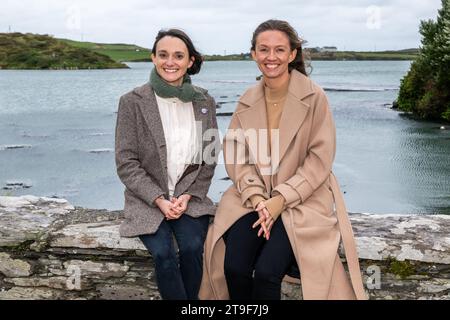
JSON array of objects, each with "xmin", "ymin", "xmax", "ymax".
[{"xmin": 223, "ymin": 211, "xmax": 296, "ymax": 300}]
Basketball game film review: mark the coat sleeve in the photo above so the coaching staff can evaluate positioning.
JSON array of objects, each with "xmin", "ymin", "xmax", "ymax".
[
  {"xmin": 224, "ymin": 111, "xmax": 269, "ymax": 207},
  {"xmin": 273, "ymin": 88, "xmax": 336, "ymax": 208},
  {"xmin": 115, "ymin": 94, "xmax": 165, "ymax": 207},
  {"xmin": 185, "ymin": 96, "xmax": 220, "ymax": 200}
]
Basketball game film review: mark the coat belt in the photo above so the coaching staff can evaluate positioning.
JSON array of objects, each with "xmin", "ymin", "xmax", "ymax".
[{"xmin": 330, "ymin": 172, "xmax": 367, "ymax": 300}]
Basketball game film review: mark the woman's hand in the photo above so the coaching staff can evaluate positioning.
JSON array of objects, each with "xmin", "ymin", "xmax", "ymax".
[
  {"xmin": 252, "ymin": 201, "xmax": 273, "ymax": 240},
  {"xmin": 262, "ymin": 213, "xmax": 274, "ymax": 237},
  {"xmin": 169, "ymin": 194, "xmax": 192, "ymax": 218},
  {"xmin": 154, "ymin": 196, "xmax": 184, "ymax": 220}
]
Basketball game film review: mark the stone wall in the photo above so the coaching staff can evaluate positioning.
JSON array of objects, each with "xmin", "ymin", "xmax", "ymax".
[{"xmin": 0, "ymin": 195, "xmax": 449, "ymax": 300}]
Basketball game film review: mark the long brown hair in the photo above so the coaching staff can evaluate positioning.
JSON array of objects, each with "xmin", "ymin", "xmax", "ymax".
[{"xmin": 251, "ymin": 19, "xmax": 308, "ymax": 76}]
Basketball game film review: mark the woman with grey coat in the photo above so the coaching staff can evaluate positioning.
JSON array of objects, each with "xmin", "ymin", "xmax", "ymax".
[{"xmin": 115, "ymin": 29, "xmax": 219, "ymax": 300}]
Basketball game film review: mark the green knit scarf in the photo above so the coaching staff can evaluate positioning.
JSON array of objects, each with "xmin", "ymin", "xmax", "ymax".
[{"xmin": 150, "ymin": 67, "xmax": 207, "ymax": 102}]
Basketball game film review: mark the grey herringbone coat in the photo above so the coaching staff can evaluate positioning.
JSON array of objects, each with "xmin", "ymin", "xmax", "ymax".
[{"xmin": 115, "ymin": 83, "xmax": 219, "ymax": 237}]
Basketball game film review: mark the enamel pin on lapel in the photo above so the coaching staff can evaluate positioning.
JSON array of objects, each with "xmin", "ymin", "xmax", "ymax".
[{"xmin": 201, "ymin": 108, "xmax": 208, "ymax": 114}]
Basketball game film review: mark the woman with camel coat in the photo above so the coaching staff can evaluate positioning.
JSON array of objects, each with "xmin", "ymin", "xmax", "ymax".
[{"xmin": 199, "ymin": 20, "xmax": 367, "ymax": 300}]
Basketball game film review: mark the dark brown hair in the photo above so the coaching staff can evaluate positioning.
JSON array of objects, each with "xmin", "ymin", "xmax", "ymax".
[
  {"xmin": 151, "ymin": 29, "xmax": 203, "ymax": 75},
  {"xmin": 251, "ymin": 19, "xmax": 307, "ymax": 76}
]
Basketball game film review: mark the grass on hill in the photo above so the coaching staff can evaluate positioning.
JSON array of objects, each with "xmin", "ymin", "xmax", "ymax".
[
  {"xmin": 59, "ymin": 39, "xmax": 151, "ymax": 62},
  {"xmin": 0, "ymin": 33, "xmax": 128, "ymax": 69}
]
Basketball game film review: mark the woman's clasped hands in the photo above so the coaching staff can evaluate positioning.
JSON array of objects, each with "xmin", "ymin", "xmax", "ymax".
[
  {"xmin": 252, "ymin": 201, "xmax": 274, "ymax": 240},
  {"xmin": 155, "ymin": 194, "xmax": 192, "ymax": 220}
]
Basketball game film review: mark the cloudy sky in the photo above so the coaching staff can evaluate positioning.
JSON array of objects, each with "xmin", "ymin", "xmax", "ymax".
[{"xmin": 1, "ymin": 0, "xmax": 443, "ymax": 54}]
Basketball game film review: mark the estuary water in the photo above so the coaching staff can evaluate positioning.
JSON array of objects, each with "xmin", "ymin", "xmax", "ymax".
[{"xmin": 0, "ymin": 60, "xmax": 449, "ymax": 214}]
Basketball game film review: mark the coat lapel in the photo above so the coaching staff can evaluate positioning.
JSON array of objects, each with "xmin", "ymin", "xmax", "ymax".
[
  {"xmin": 275, "ymin": 95, "xmax": 309, "ymax": 169},
  {"xmin": 192, "ymin": 98, "xmax": 210, "ymax": 157},
  {"xmin": 133, "ymin": 84, "xmax": 169, "ymax": 184},
  {"xmin": 235, "ymin": 80, "xmax": 271, "ymax": 191},
  {"xmin": 277, "ymin": 70, "xmax": 315, "ymax": 167},
  {"xmin": 173, "ymin": 98, "xmax": 211, "ymax": 196},
  {"xmin": 236, "ymin": 70, "xmax": 315, "ymax": 187}
]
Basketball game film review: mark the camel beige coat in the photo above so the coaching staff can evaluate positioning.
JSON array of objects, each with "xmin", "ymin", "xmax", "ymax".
[{"xmin": 199, "ymin": 70, "xmax": 367, "ymax": 300}]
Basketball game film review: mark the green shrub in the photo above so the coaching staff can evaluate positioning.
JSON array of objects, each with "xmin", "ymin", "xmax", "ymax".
[
  {"xmin": 397, "ymin": 0, "xmax": 450, "ymax": 122},
  {"xmin": 442, "ymin": 105, "xmax": 450, "ymax": 121}
]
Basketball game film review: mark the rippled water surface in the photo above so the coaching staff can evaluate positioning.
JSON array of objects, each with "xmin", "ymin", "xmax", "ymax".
[{"xmin": 0, "ymin": 61, "xmax": 449, "ymax": 214}]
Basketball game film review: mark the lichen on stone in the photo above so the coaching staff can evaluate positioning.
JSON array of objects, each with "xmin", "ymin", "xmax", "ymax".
[{"xmin": 387, "ymin": 257, "xmax": 416, "ymax": 279}]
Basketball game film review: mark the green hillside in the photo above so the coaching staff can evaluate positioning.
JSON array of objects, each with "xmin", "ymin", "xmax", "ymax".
[
  {"xmin": 59, "ymin": 38, "xmax": 151, "ymax": 62},
  {"xmin": 0, "ymin": 33, "xmax": 128, "ymax": 69}
]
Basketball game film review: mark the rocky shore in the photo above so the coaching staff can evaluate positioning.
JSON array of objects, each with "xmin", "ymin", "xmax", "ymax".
[{"xmin": 0, "ymin": 195, "xmax": 449, "ymax": 300}]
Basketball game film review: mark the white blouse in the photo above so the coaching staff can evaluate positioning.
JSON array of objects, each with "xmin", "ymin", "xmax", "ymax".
[{"xmin": 155, "ymin": 94, "xmax": 200, "ymax": 197}]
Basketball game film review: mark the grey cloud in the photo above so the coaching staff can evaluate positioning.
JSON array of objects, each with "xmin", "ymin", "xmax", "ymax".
[{"xmin": 0, "ymin": 0, "xmax": 443, "ymax": 53}]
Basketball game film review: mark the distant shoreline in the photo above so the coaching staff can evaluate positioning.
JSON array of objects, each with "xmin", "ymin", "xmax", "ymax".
[
  {"xmin": 59, "ymin": 37, "xmax": 418, "ymax": 62},
  {"xmin": 0, "ymin": 33, "xmax": 418, "ymax": 70},
  {"xmin": 129, "ymin": 52, "xmax": 418, "ymax": 63}
]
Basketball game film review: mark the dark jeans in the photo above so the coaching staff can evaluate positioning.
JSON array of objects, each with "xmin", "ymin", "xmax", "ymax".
[
  {"xmin": 139, "ymin": 214, "xmax": 209, "ymax": 300},
  {"xmin": 223, "ymin": 211, "xmax": 296, "ymax": 300}
]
